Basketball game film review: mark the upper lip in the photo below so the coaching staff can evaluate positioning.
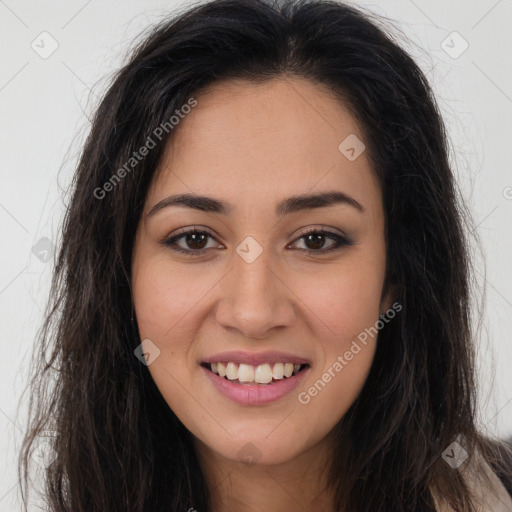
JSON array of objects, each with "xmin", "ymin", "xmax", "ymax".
[{"xmin": 201, "ymin": 350, "xmax": 311, "ymax": 367}]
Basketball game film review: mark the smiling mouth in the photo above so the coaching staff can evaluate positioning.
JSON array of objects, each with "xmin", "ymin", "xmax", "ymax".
[{"xmin": 201, "ymin": 362, "xmax": 310, "ymax": 385}]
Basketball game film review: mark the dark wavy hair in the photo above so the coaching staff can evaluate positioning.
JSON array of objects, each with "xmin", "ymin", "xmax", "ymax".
[{"xmin": 17, "ymin": 0, "xmax": 512, "ymax": 511}]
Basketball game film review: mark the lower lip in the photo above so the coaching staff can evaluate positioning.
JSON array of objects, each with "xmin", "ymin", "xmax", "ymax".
[{"xmin": 201, "ymin": 365, "xmax": 310, "ymax": 406}]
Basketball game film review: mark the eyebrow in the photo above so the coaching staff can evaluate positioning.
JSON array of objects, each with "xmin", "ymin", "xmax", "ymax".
[{"xmin": 147, "ymin": 190, "xmax": 365, "ymax": 217}]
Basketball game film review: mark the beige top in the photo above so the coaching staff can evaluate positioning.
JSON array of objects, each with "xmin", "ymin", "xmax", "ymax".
[{"xmin": 431, "ymin": 451, "xmax": 512, "ymax": 512}]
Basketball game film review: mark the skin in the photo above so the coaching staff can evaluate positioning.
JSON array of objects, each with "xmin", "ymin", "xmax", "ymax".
[{"xmin": 131, "ymin": 76, "xmax": 392, "ymax": 512}]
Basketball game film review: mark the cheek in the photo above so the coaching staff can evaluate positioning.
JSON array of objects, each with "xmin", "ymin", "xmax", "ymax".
[
  {"xmin": 132, "ymin": 258, "xmax": 206, "ymax": 423},
  {"xmin": 301, "ymin": 255, "xmax": 386, "ymax": 349},
  {"xmin": 132, "ymin": 255, "xmax": 211, "ymax": 341},
  {"xmin": 131, "ymin": 255, "xmax": 206, "ymax": 390},
  {"xmin": 293, "ymin": 255, "xmax": 384, "ymax": 414}
]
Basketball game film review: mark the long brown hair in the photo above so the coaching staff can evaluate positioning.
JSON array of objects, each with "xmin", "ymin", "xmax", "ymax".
[{"xmin": 18, "ymin": 0, "xmax": 512, "ymax": 510}]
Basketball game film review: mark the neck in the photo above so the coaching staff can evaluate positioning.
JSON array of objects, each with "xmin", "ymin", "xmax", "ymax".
[{"xmin": 194, "ymin": 432, "xmax": 339, "ymax": 512}]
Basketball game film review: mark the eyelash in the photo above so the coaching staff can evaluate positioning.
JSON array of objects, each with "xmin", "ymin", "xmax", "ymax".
[{"xmin": 162, "ymin": 227, "xmax": 353, "ymax": 257}]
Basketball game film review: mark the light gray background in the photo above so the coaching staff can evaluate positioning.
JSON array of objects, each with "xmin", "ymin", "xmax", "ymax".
[{"xmin": 1, "ymin": 0, "xmax": 511, "ymax": 509}]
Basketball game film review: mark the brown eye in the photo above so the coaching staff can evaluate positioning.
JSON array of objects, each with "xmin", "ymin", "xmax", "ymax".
[
  {"xmin": 180, "ymin": 231, "xmax": 209, "ymax": 250},
  {"xmin": 290, "ymin": 229, "xmax": 353, "ymax": 254},
  {"xmin": 303, "ymin": 232, "xmax": 329, "ymax": 250},
  {"xmin": 163, "ymin": 229, "xmax": 222, "ymax": 255}
]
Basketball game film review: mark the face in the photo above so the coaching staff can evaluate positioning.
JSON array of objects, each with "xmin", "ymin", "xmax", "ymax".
[{"xmin": 132, "ymin": 77, "xmax": 391, "ymax": 467}]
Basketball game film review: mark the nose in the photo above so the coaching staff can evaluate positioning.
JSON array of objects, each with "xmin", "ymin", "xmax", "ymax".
[{"xmin": 214, "ymin": 247, "xmax": 296, "ymax": 340}]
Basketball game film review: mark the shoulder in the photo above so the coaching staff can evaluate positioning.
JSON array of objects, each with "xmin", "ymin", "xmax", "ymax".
[
  {"xmin": 472, "ymin": 455, "xmax": 512, "ymax": 512},
  {"xmin": 491, "ymin": 437, "xmax": 512, "ymax": 501},
  {"xmin": 432, "ymin": 442, "xmax": 512, "ymax": 512}
]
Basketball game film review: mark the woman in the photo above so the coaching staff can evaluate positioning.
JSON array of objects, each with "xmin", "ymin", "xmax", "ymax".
[{"xmin": 18, "ymin": 0, "xmax": 512, "ymax": 510}]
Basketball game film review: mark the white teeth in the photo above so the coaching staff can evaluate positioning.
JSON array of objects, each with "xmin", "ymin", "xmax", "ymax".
[
  {"xmin": 226, "ymin": 362, "xmax": 238, "ymax": 380},
  {"xmin": 238, "ymin": 363, "xmax": 255, "ymax": 382},
  {"xmin": 272, "ymin": 363, "xmax": 284, "ymax": 379},
  {"xmin": 208, "ymin": 361, "xmax": 306, "ymax": 384},
  {"xmin": 255, "ymin": 363, "xmax": 273, "ymax": 384}
]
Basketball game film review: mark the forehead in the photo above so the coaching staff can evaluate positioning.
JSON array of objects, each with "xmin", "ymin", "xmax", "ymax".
[{"xmin": 148, "ymin": 77, "xmax": 381, "ymax": 216}]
